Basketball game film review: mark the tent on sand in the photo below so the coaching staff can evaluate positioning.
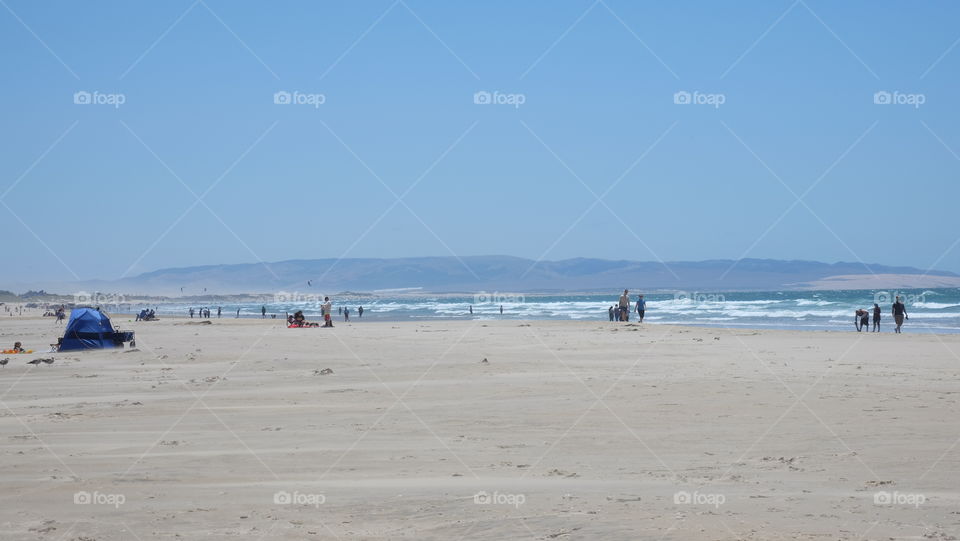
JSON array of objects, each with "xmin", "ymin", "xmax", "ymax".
[{"xmin": 59, "ymin": 307, "xmax": 135, "ymax": 351}]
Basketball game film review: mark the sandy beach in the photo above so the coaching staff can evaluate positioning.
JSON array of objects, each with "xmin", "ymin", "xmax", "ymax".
[{"xmin": 1, "ymin": 313, "xmax": 959, "ymax": 540}]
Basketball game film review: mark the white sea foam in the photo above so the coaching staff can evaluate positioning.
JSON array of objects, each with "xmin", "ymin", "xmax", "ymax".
[{"xmin": 912, "ymin": 302, "xmax": 960, "ymax": 309}]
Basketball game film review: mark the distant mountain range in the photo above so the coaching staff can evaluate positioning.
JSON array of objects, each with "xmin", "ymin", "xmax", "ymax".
[{"xmin": 41, "ymin": 256, "xmax": 960, "ymax": 296}]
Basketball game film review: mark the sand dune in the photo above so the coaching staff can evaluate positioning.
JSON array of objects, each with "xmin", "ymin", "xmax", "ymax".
[{"xmin": 1, "ymin": 315, "xmax": 958, "ymax": 539}]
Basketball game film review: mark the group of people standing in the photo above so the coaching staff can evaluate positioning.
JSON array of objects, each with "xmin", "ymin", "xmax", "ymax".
[
  {"xmin": 856, "ymin": 296, "xmax": 909, "ymax": 333},
  {"xmin": 609, "ymin": 289, "xmax": 646, "ymax": 323},
  {"xmin": 189, "ymin": 307, "xmax": 221, "ymax": 319}
]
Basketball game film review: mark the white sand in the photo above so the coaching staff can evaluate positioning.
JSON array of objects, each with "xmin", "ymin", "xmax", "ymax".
[{"xmin": 1, "ymin": 314, "xmax": 958, "ymax": 540}]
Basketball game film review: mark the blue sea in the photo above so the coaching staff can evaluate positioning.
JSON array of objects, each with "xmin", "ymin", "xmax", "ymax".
[{"xmin": 144, "ymin": 288, "xmax": 960, "ymax": 334}]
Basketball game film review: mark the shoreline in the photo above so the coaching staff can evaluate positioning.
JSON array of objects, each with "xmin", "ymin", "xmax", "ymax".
[{"xmin": 4, "ymin": 309, "xmax": 956, "ymax": 336}]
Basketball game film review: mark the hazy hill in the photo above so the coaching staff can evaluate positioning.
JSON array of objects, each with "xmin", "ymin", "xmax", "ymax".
[{"xmin": 49, "ymin": 256, "xmax": 960, "ymax": 295}]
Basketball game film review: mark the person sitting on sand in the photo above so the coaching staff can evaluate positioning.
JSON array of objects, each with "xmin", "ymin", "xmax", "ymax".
[
  {"xmin": 13, "ymin": 341, "xmax": 24, "ymax": 353},
  {"xmin": 892, "ymin": 296, "xmax": 908, "ymax": 333},
  {"xmin": 293, "ymin": 310, "xmax": 307, "ymax": 327}
]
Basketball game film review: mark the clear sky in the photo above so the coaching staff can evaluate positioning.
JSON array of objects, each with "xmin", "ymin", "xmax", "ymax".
[{"xmin": 2, "ymin": 0, "xmax": 959, "ymax": 285}]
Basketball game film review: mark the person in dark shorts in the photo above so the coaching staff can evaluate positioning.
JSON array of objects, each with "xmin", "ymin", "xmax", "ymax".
[
  {"xmin": 618, "ymin": 289, "xmax": 630, "ymax": 322},
  {"xmin": 892, "ymin": 296, "xmax": 908, "ymax": 333},
  {"xmin": 872, "ymin": 303, "xmax": 881, "ymax": 332},
  {"xmin": 636, "ymin": 295, "xmax": 646, "ymax": 323},
  {"xmin": 608, "ymin": 306, "xmax": 614, "ymax": 321}
]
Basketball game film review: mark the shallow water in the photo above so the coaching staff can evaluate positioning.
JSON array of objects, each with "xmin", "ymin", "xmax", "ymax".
[{"xmin": 133, "ymin": 288, "xmax": 960, "ymax": 334}]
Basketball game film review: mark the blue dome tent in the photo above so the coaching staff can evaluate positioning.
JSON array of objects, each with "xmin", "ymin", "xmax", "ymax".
[{"xmin": 59, "ymin": 308, "xmax": 135, "ymax": 351}]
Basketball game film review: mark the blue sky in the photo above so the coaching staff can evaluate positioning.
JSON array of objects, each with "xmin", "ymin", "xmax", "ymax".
[{"xmin": 2, "ymin": 0, "xmax": 959, "ymax": 285}]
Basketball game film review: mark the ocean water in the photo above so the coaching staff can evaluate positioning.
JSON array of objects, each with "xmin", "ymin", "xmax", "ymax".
[{"xmin": 145, "ymin": 288, "xmax": 960, "ymax": 334}]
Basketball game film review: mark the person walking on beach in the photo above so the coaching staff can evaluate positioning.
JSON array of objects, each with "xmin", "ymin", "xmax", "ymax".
[
  {"xmin": 344, "ymin": 307, "xmax": 350, "ymax": 322},
  {"xmin": 636, "ymin": 295, "xmax": 646, "ymax": 323},
  {"xmin": 500, "ymin": 305, "xmax": 503, "ymax": 315},
  {"xmin": 619, "ymin": 289, "xmax": 630, "ymax": 322},
  {"xmin": 261, "ymin": 306, "xmax": 266, "ymax": 319},
  {"xmin": 323, "ymin": 297, "xmax": 334, "ymax": 327},
  {"xmin": 469, "ymin": 305, "xmax": 473, "ymax": 315},
  {"xmin": 872, "ymin": 303, "xmax": 881, "ymax": 332},
  {"xmin": 608, "ymin": 306, "xmax": 614, "ymax": 321},
  {"xmin": 236, "ymin": 307, "xmax": 240, "ymax": 318},
  {"xmin": 217, "ymin": 306, "xmax": 222, "ymax": 319},
  {"xmin": 358, "ymin": 306, "xmax": 363, "ymax": 318},
  {"xmin": 189, "ymin": 308, "xmax": 194, "ymax": 319},
  {"xmin": 892, "ymin": 296, "xmax": 908, "ymax": 333}
]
